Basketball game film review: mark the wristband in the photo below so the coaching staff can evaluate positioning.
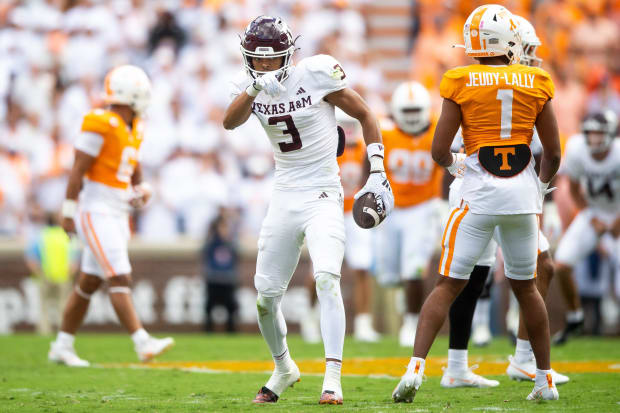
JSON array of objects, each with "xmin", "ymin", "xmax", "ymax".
[
  {"xmin": 245, "ymin": 83, "xmax": 260, "ymax": 97},
  {"xmin": 369, "ymin": 156, "xmax": 385, "ymax": 173},
  {"xmin": 366, "ymin": 142, "xmax": 384, "ymax": 160},
  {"xmin": 61, "ymin": 199, "xmax": 78, "ymax": 218}
]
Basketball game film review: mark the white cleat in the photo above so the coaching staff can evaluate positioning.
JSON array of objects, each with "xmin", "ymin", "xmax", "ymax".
[
  {"xmin": 265, "ymin": 361, "xmax": 301, "ymax": 397},
  {"xmin": 136, "ymin": 336, "xmax": 175, "ymax": 362},
  {"xmin": 48, "ymin": 342, "xmax": 90, "ymax": 367},
  {"xmin": 354, "ymin": 314, "xmax": 381, "ymax": 343},
  {"xmin": 526, "ymin": 374, "xmax": 559, "ymax": 401},
  {"xmin": 506, "ymin": 356, "xmax": 569, "ymax": 385},
  {"xmin": 398, "ymin": 319, "xmax": 417, "ymax": 348},
  {"xmin": 471, "ymin": 324, "xmax": 492, "ymax": 347},
  {"xmin": 392, "ymin": 360, "xmax": 424, "ymax": 403},
  {"xmin": 440, "ymin": 365, "xmax": 499, "ymax": 388}
]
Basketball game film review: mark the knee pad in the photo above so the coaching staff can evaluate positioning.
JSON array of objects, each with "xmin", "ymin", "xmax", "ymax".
[
  {"xmin": 254, "ymin": 273, "xmax": 287, "ymax": 297},
  {"xmin": 256, "ymin": 294, "xmax": 282, "ymax": 318},
  {"xmin": 315, "ymin": 272, "xmax": 343, "ymax": 302}
]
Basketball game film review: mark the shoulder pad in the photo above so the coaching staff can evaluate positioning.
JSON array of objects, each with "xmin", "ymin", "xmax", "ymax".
[
  {"xmin": 81, "ymin": 109, "xmax": 117, "ymax": 134},
  {"xmin": 302, "ymin": 54, "xmax": 346, "ymax": 81}
]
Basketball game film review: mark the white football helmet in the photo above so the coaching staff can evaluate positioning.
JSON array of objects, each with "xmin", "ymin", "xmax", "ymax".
[
  {"xmin": 103, "ymin": 65, "xmax": 151, "ymax": 116},
  {"xmin": 459, "ymin": 4, "xmax": 522, "ymax": 64},
  {"xmin": 514, "ymin": 15, "xmax": 541, "ymax": 67},
  {"xmin": 390, "ymin": 81, "xmax": 431, "ymax": 135},
  {"xmin": 582, "ymin": 111, "xmax": 616, "ymax": 154}
]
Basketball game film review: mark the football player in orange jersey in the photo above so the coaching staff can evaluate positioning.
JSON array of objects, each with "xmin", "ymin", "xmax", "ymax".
[
  {"xmin": 375, "ymin": 81, "xmax": 444, "ymax": 347},
  {"xmin": 393, "ymin": 5, "xmax": 562, "ymax": 403},
  {"xmin": 49, "ymin": 65, "xmax": 174, "ymax": 367},
  {"xmin": 336, "ymin": 109, "xmax": 380, "ymax": 342}
]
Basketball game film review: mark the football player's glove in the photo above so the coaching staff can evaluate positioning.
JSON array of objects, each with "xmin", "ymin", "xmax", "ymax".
[
  {"xmin": 248, "ymin": 71, "xmax": 286, "ymax": 97},
  {"xmin": 537, "ymin": 177, "xmax": 555, "ymax": 203},
  {"xmin": 447, "ymin": 153, "xmax": 466, "ymax": 177},
  {"xmin": 354, "ymin": 171, "xmax": 394, "ymax": 218}
]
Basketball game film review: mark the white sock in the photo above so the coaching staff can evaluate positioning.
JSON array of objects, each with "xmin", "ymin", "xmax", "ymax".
[
  {"xmin": 256, "ymin": 294, "xmax": 289, "ymax": 364},
  {"xmin": 57, "ymin": 331, "xmax": 75, "ymax": 347},
  {"xmin": 447, "ymin": 349, "xmax": 468, "ymax": 372},
  {"xmin": 404, "ymin": 313, "xmax": 419, "ymax": 326},
  {"xmin": 407, "ymin": 357, "xmax": 425, "ymax": 375},
  {"xmin": 514, "ymin": 339, "xmax": 533, "ymax": 364},
  {"xmin": 315, "ymin": 273, "xmax": 345, "ymax": 360},
  {"xmin": 273, "ymin": 348, "xmax": 293, "ymax": 372},
  {"xmin": 131, "ymin": 328, "xmax": 149, "ymax": 346},
  {"xmin": 322, "ymin": 360, "xmax": 342, "ymax": 395},
  {"xmin": 472, "ymin": 298, "xmax": 490, "ymax": 328},
  {"xmin": 535, "ymin": 368, "xmax": 553, "ymax": 388},
  {"xmin": 566, "ymin": 309, "xmax": 584, "ymax": 323}
]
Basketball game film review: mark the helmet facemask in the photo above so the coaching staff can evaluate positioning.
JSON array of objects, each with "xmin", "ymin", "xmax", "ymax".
[
  {"xmin": 240, "ymin": 16, "xmax": 297, "ymax": 82},
  {"xmin": 582, "ymin": 114, "xmax": 613, "ymax": 154}
]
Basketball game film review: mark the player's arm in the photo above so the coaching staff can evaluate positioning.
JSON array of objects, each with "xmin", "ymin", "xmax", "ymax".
[
  {"xmin": 432, "ymin": 98, "xmax": 464, "ymax": 175},
  {"xmin": 62, "ymin": 150, "xmax": 96, "ymax": 234},
  {"xmin": 535, "ymin": 100, "xmax": 561, "ymax": 184},
  {"xmin": 130, "ymin": 162, "xmax": 152, "ymax": 208},
  {"xmin": 222, "ymin": 92, "xmax": 256, "ymax": 130},
  {"xmin": 325, "ymin": 88, "xmax": 381, "ymax": 146}
]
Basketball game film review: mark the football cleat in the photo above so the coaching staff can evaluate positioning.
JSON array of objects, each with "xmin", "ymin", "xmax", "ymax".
[
  {"xmin": 552, "ymin": 320, "xmax": 584, "ymax": 345},
  {"xmin": 472, "ymin": 324, "xmax": 492, "ymax": 347},
  {"xmin": 392, "ymin": 360, "xmax": 424, "ymax": 403},
  {"xmin": 253, "ymin": 386, "xmax": 279, "ymax": 404},
  {"xmin": 440, "ymin": 365, "xmax": 499, "ymax": 388},
  {"xmin": 48, "ymin": 342, "xmax": 90, "ymax": 367},
  {"xmin": 260, "ymin": 361, "xmax": 301, "ymax": 401},
  {"xmin": 506, "ymin": 356, "xmax": 569, "ymax": 384},
  {"xmin": 319, "ymin": 390, "xmax": 343, "ymax": 405},
  {"xmin": 526, "ymin": 374, "xmax": 559, "ymax": 401},
  {"xmin": 135, "ymin": 336, "xmax": 175, "ymax": 362}
]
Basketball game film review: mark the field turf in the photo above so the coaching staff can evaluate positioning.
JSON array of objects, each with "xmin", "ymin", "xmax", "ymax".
[{"xmin": 1, "ymin": 333, "xmax": 618, "ymax": 412}]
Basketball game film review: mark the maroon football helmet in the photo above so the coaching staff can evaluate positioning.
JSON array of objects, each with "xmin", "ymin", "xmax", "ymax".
[{"xmin": 240, "ymin": 16, "xmax": 296, "ymax": 81}]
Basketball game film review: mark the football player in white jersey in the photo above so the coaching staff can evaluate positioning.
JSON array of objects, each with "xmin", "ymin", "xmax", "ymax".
[
  {"xmin": 223, "ymin": 16, "xmax": 393, "ymax": 405},
  {"xmin": 554, "ymin": 111, "xmax": 620, "ymax": 343}
]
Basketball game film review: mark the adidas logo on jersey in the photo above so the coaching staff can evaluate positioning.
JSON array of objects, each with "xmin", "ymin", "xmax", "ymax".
[
  {"xmin": 296, "ymin": 87, "xmax": 306, "ymax": 95},
  {"xmin": 318, "ymin": 192, "xmax": 328, "ymax": 199}
]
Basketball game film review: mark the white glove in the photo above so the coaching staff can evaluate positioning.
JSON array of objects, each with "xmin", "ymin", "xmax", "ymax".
[
  {"xmin": 247, "ymin": 71, "xmax": 286, "ymax": 97},
  {"xmin": 538, "ymin": 177, "xmax": 556, "ymax": 201},
  {"xmin": 447, "ymin": 153, "xmax": 466, "ymax": 177},
  {"xmin": 129, "ymin": 182, "xmax": 153, "ymax": 209},
  {"xmin": 354, "ymin": 172, "xmax": 394, "ymax": 217}
]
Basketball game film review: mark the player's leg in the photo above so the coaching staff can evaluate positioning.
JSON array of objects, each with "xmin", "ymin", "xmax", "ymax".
[
  {"xmin": 393, "ymin": 206, "xmax": 494, "ymax": 403},
  {"xmin": 253, "ymin": 192, "xmax": 303, "ymax": 403},
  {"xmin": 498, "ymin": 214, "xmax": 557, "ymax": 400},
  {"xmin": 442, "ymin": 264, "xmax": 499, "ymax": 388},
  {"xmin": 305, "ymin": 190, "xmax": 346, "ymax": 404},
  {"xmin": 553, "ymin": 210, "xmax": 599, "ymax": 344},
  {"xmin": 49, "ymin": 271, "xmax": 102, "ymax": 367},
  {"xmin": 471, "ymin": 238, "xmax": 497, "ymax": 347},
  {"xmin": 508, "ymin": 231, "xmax": 569, "ymax": 384}
]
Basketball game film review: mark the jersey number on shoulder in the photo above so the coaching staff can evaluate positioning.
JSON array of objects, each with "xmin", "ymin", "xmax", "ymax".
[
  {"xmin": 269, "ymin": 115, "xmax": 302, "ymax": 153},
  {"xmin": 117, "ymin": 146, "xmax": 138, "ymax": 183},
  {"xmin": 497, "ymin": 89, "xmax": 513, "ymax": 139}
]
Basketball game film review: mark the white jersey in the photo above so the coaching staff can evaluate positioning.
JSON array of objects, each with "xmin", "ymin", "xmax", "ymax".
[
  {"xmin": 230, "ymin": 54, "xmax": 347, "ymax": 191},
  {"xmin": 562, "ymin": 135, "xmax": 620, "ymax": 215}
]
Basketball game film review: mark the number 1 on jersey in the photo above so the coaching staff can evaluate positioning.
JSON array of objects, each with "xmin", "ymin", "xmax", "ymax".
[{"xmin": 496, "ymin": 89, "xmax": 513, "ymax": 139}]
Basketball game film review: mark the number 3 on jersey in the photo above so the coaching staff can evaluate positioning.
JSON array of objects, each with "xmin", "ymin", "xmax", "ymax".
[
  {"xmin": 269, "ymin": 115, "xmax": 302, "ymax": 152},
  {"xmin": 497, "ymin": 89, "xmax": 513, "ymax": 139}
]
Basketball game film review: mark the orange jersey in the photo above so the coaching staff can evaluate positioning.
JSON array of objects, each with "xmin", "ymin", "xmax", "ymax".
[
  {"xmin": 338, "ymin": 139, "xmax": 366, "ymax": 213},
  {"xmin": 81, "ymin": 109, "xmax": 144, "ymax": 189},
  {"xmin": 440, "ymin": 64, "xmax": 554, "ymax": 155},
  {"xmin": 382, "ymin": 122, "xmax": 443, "ymax": 208}
]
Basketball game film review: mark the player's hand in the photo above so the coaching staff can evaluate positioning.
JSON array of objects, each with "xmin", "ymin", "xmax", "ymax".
[
  {"xmin": 130, "ymin": 182, "xmax": 153, "ymax": 209},
  {"xmin": 591, "ymin": 217, "xmax": 608, "ymax": 236},
  {"xmin": 253, "ymin": 71, "xmax": 286, "ymax": 97},
  {"xmin": 354, "ymin": 172, "xmax": 394, "ymax": 217},
  {"xmin": 62, "ymin": 217, "xmax": 76, "ymax": 234},
  {"xmin": 446, "ymin": 153, "xmax": 466, "ymax": 177},
  {"xmin": 537, "ymin": 178, "xmax": 556, "ymax": 201}
]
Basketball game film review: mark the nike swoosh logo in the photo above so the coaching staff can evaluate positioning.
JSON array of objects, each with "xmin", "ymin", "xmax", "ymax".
[{"xmin": 512, "ymin": 364, "xmax": 535, "ymax": 379}]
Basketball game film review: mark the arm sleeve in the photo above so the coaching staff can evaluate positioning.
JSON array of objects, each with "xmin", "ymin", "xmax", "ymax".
[{"xmin": 74, "ymin": 131, "xmax": 104, "ymax": 157}]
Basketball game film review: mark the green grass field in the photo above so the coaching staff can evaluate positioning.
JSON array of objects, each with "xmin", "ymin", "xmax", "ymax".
[{"xmin": 1, "ymin": 333, "xmax": 619, "ymax": 412}]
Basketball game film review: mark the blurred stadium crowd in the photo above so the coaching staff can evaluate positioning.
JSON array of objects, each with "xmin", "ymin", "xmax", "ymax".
[{"xmin": 0, "ymin": 0, "xmax": 618, "ymax": 246}]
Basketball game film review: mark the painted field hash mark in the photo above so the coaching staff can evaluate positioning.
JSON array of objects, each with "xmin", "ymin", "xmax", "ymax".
[{"xmin": 100, "ymin": 357, "xmax": 620, "ymax": 378}]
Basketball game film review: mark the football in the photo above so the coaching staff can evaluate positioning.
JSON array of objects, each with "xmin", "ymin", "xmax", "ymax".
[{"xmin": 353, "ymin": 192, "xmax": 386, "ymax": 229}]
